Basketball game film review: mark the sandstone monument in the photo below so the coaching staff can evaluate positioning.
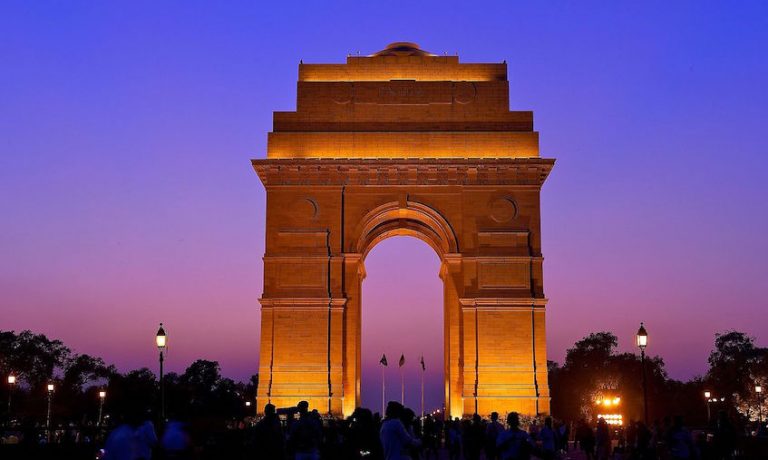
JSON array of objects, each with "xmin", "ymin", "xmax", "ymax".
[{"xmin": 253, "ymin": 42, "xmax": 554, "ymax": 418}]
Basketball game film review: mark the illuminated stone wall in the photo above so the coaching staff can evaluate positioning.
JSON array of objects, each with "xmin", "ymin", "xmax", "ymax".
[{"xmin": 253, "ymin": 43, "xmax": 554, "ymax": 418}]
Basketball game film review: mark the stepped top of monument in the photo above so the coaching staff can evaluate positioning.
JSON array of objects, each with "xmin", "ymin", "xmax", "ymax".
[
  {"xmin": 256, "ymin": 43, "xmax": 547, "ymax": 160},
  {"xmin": 298, "ymin": 42, "xmax": 507, "ymax": 82}
]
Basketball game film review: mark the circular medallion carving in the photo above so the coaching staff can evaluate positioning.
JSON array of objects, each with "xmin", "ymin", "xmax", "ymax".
[
  {"xmin": 454, "ymin": 82, "xmax": 477, "ymax": 105},
  {"xmin": 330, "ymin": 83, "xmax": 353, "ymax": 105},
  {"xmin": 297, "ymin": 197, "xmax": 319, "ymax": 219},
  {"xmin": 489, "ymin": 198, "xmax": 517, "ymax": 223}
]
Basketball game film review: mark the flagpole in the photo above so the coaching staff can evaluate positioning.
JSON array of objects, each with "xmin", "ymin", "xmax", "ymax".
[
  {"xmin": 400, "ymin": 365, "xmax": 404, "ymax": 405},
  {"xmin": 381, "ymin": 363, "xmax": 386, "ymax": 415},
  {"xmin": 420, "ymin": 365, "xmax": 424, "ymax": 418}
]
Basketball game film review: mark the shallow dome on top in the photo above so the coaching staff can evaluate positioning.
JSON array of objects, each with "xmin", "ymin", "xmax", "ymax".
[{"xmin": 371, "ymin": 42, "xmax": 436, "ymax": 57}]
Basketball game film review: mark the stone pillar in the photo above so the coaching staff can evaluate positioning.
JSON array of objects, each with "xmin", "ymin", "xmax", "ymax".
[
  {"xmin": 460, "ymin": 298, "xmax": 549, "ymax": 416},
  {"xmin": 341, "ymin": 254, "xmax": 364, "ymax": 416},
  {"xmin": 441, "ymin": 255, "xmax": 464, "ymax": 419}
]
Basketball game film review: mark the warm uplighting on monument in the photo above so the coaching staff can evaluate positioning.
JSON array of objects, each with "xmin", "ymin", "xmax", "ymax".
[{"xmin": 253, "ymin": 42, "xmax": 554, "ymax": 417}]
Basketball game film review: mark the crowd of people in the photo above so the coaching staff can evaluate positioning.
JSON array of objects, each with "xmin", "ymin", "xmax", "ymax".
[
  {"xmin": 94, "ymin": 401, "xmax": 766, "ymax": 460},
  {"xmin": 1, "ymin": 401, "xmax": 766, "ymax": 459}
]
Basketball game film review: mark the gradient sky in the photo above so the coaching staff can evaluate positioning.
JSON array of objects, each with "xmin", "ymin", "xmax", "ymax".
[{"xmin": 2, "ymin": 1, "xmax": 767, "ymax": 412}]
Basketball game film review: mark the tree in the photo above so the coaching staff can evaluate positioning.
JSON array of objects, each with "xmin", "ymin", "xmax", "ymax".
[
  {"xmin": 181, "ymin": 359, "xmax": 221, "ymax": 391},
  {"xmin": 551, "ymin": 332, "xmax": 670, "ymax": 423},
  {"xmin": 63, "ymin": 354, "xmax": 116, "ymax": 390},
  {"xmin": 707, "ymin": 331, "xmax": 766, "ymax": 398},
  {"xmin": 0, "ymin": 330, "xmax": 70, "ymax": 389},
  {"xmin": 707, "ymin": 331, "xmax": 768, "ymax": 422}
]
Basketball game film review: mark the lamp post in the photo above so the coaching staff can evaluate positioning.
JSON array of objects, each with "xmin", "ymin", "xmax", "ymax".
[
  {"xmin": 756, "ymin": 385, "xmax": 763, "ymax": 425},
  {"xmin": 46, "ymin": 383, "xmax": 55, "ymax": 441},
  {"xmin": 98, "ymin": 390, "xmax": 106, "ymax": 427},
  {"xmin": 636, "ymin": 322, "xmax": 648, "ymax": 424},
  {"xmin": 7, "ymin": 374, "xmax": 15, "ymax": 416},
  {"xmin": 156, "ymin": 323, "xmax": 167, "ymax": 421},
  {"xmin": 704, "ymin": 391, "xmax": 712, "ymax": 422}
]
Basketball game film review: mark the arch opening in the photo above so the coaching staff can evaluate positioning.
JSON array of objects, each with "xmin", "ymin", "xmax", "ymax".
[{"xmin": 360, "ymin": 235, "xmax": 444, "ymax": 415}]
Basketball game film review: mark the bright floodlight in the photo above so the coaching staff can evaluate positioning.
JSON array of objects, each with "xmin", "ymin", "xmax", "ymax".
[
  {"xmin": 99, "ymin": 390, "xmax": 106, "ymax": 399},
  {"xmin": 245, "ymin": 401, "xmax": 251, "ymax": 407},
  {"xmin": 756, "ymin": 385, "xmax": 763, "ymax": 393},
  {"xmin": 636, "ymin": 322, "xmax": 648, "ymax": 349},
  {"xmin": 47, "ymin": 383, "xmax": 55, "ymax": 392},
  {"xmin": 704, "ymin": 390, "xmax": 711, "ymax": 399},
  {"xmin": 156, "ymin": 323, "xmax": 167, "ymax": 349},
  {"xmin": 7, "ymin": 375, "xmax": 15, "ymax": 385}
]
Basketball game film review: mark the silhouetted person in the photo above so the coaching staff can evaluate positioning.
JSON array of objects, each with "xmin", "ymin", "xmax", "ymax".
[
  {"xmin": 461, "ymin": 413, "xmax": 484, "ymax": 460},
  {"xmin": 539, "ymin": 416, "xmax": 556, "ymax": 460},
  {"xmin": 485, "ymin": 412, "xmax": 504, "ymax": 460},
  {"xmin": 288, "ymin": 401, "xmax": 322, "ymax": 460},
  {"xmin": 665, "ymin": 415, "xmax": 696, "ymax": 460},
  {"xmin": 421, "ymin": 414, "xmax": 440, "ymax": 460},
  {"xmin": 496, "ymin": 412, "xmax": 533, "ymax": 460},
  {"xmin": 445, "ymin": 418, "xmax": 461, "ymax": 460},
  {"xmin": 380, "ymin": 401, "xmax": 420, "ymax": 460},
  {"xmin": 575, "ymin": 419, "xmax": 595, "ymax": 460},
  {"xmin": 104, "ymin": 410, "xmax": 152, "ymax": 460},
  {"xmin": 556, "ymin": 420, "xmax": 569, "ymax": 453},
  {"xmin": 347, "ymin": 407, "xmax": 380, "ymax": 459},
  {"xmin": 254, "ymin": 403, "xmax": 286, "ymax": 460},
  {"xmin": 711, "ymin": 410, "xmax": 735, "ymax": 460},
  {"xmin": 103, "ymin": 411, "xmax": 143, "ymax": 460},
  {"xmin": 595, "ymin": 417, "xmax": 610, "ymax": 460}
]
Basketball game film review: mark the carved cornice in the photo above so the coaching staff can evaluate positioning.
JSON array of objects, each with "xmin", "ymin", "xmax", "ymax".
[
  {"xmin": 459, "ymin": 298, "xmax": 548, "ymax": 309},
  {"xmin": 259, "ymin": 297, "xmax": 347, "ymax": 309},
  {"xmin": 252, "ymin": 158, "xmax": 555, "ymax": 186}
]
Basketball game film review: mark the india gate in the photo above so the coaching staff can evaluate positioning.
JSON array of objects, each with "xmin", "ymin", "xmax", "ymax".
[{"xmin": 253, "ymin": 42, "xmax": 554, "ymax": 418}]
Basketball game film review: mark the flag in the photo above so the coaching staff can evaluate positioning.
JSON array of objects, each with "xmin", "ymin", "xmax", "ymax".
[
  {"xmin": 380, "ymin": 354, "xmax": 388, "ymax": 366},
  {"xmin": 420, "ymin": 355, "xmax": 425, "ymax": 371},
  {"xmin": 399, "ymin": 354, "xmax": 405, "ymax": 367}
]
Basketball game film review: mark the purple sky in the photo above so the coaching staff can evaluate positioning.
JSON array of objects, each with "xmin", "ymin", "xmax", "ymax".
[{"xmin": 2, "ymin": 1, "xmax": 767, "ymax": 411}]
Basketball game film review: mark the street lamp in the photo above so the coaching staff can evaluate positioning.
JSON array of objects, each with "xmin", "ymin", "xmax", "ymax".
[
  {"xmin": 98, "ymin": 390, "xmax": 107, "ymax": 427},
  {"xmin": 7, "ymin": 374, "xmax": 15, "ymax": 416},
  {"xmin": 756, "ymin": 385, "xmax": 763, "ymax": 425},
  {"xmin": 156, "ymin": 323, "xmax": 167, "ymax": 421},
  {"xmin": 704, "ymin": 391, "xmax": 712, "ymax": 422},
  {"xmin": 636, "ymin": 322, "xmax": 648, "ymax": 424},
  {"xmin": 46, "ymin": 383, "xmax": 55, "ymax": 441}
]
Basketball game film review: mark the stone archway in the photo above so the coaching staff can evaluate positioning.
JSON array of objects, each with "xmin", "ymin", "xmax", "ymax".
[{"xmin": 253, "ymin": 43, "xmax": 554, "ymax": 418}]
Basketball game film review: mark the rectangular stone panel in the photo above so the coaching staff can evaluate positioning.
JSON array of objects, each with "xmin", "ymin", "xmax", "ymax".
[
  {"xmin": 478, "ymin": 231, "xmax": 529, "ymax": 248},
  {"xmin": 274, "ymin": 260, "xmax": 327, "ymax": 289},
  {"xmin": 478, "ymin": 261, "xmax": 530, "ymax": 289},
  {"xmin": 276, "ymin": 231, "xmax": 328, "ymax": 249}
]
